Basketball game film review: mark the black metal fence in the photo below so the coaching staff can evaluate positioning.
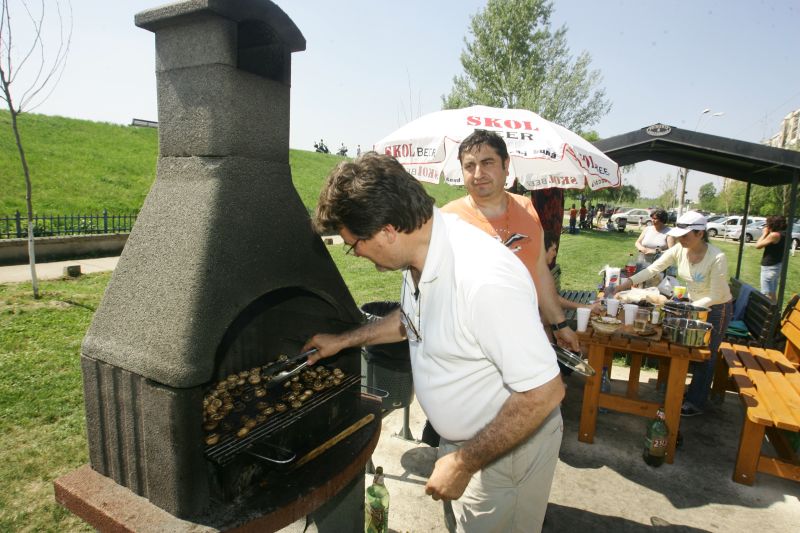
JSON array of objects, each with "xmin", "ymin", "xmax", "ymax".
[{"xmin": 0, "ymin": 210, "xmax": 138, "ymax": 239}]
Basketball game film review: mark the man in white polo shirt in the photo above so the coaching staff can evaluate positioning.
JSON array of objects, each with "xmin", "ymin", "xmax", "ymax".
[{"xmin": 303, "ymin": 153, "xmax": 564, "ymax": 532}]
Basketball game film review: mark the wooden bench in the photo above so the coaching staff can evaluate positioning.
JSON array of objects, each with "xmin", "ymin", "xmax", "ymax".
[
  {"xmin": 725, "ymin": 277, "xmax": 778, "ymax": 347},
  {"xmin": 717, "ymin": 294, "xmax": 800, "ymax": 485}
]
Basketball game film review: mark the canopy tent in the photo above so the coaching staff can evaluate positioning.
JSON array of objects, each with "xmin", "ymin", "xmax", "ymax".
[{"xmin": 595, "ymin": 123, "xmax": 800, "ymax": 345}]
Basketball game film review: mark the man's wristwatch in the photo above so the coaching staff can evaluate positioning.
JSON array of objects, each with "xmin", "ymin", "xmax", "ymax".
[{"xmin": 550, "ymin": 320, "xmax": 570, "ymax": 331}]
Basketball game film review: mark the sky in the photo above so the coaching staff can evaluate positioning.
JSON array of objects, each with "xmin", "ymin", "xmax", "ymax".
[{"xmin": 5, "ymin": 0, "xmax": 800, "ymax": 201}]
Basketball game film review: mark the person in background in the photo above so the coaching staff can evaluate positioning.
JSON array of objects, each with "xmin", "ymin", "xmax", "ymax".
[
  {"xmin": 568, "ymin": 204, "xmax": 577, "ymax": 234},
  {"xmin": 595, "ymin": 203, "xmax": 605, "ymax": 228},
  {"xmin": 579, "ymin": 203, "xmax": 588, "ymax": 229},
  {"xmin": 442, "ymin": 130, "xmax": 579, "ymax": 352},
  {"xmin": 612, "ymin": 211, "xmax": 732, "ymax": 417},
  {"xmin": 588, "ymin": 204, "xmax": 596, "ymax": 229},
  {"xmin": 635, "ymin": 208, "xmax": 675, "ymax": 267},
  {"xmin": 304, "ymin": 152, "xmax": 565, "ymax": 532},
  {"xmin": 356, "ymin": 144, "xmax": 362, "ymax": 156},
  {"xmin": 754, "ymin": 215, "xmax": 788, "ymax": 302}
]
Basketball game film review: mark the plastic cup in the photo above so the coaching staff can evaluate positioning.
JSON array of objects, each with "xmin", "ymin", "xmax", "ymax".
[
  {"xmin": 576, "ymin": 307, "xmax": 591, "ymax": 332},
  {"xmin": 623, "ymin": 304, "xmax": 638, "ymax": 326},
  {"xmin": 651, "ymin": 307, "xmax": 661, "ymax": 325},
  {"xmin": 606, "ymin": 298, "xmax": 620, "ymax": 317},
  {"xmin": 673, "ymin": 285, "xmax": 687, "ymax": 299},
  {"xmin": 634, "ymin": 308, "xmax": 650, "ymax": 332}
]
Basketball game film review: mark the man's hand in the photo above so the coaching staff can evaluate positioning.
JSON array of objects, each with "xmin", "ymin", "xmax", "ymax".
[
  {"xmin": 424, "ymin": 452, "xmax": 474, "ymax": 501},
  {"xmin": 555, "ymin": 326, "xmax": 580, "ymax": 351},
  {"xmin": 301, "ymin": 333, "xmax": 348, "ymax": 365}
]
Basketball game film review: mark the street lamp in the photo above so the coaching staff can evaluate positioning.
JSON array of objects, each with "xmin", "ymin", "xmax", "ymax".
[{"xmin": 678, "ymin": 109, "xmax": 725, "ymax": 216}]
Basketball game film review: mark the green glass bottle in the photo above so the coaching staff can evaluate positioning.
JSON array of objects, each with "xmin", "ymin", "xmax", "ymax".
[
  {"xmin": 365, "ymin": 466, "xmax": 389, "ymax": 533},
  {"xmin": 643, "ymin": 408, "xmax": 669, "ymax": 467}
]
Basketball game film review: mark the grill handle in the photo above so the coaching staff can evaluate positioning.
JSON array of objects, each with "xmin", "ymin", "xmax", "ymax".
[
  {"xmin": 360, "ymin": 384, "xmax": 390, "ymax": 398},
  {"xmin": 245, "ymin": 442, "xmax": 296, "ymax": 465}
]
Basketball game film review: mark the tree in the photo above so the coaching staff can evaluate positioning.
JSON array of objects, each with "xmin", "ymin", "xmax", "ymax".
[
  {"xmin": 445, "ymin": 0, "xmax": 612, "ymax": 250},
  {"xmin": 697, "ymin": 182, "xmax": 717, "ymax": 212},
  {"xmin": 443, "ymin": 0, "xmax": 611, "ymax": 133},
  {"xmin": 657, "ymin": 173, "xmax": 677, "ymax": 210},
  {"xmin": 0, "ymin": 0, "xmax": 72, "ymax": 298}
]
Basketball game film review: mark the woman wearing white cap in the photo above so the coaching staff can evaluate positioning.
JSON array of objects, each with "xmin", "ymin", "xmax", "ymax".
[{"xmin": 613, "ymin": 211, "xmax": 732, "ymax": 417}]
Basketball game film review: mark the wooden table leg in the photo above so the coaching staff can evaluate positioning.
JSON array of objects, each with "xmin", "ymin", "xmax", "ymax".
[
  {"xmin": 663, "ymin": 357, "xmax": 689, "ymax": 464},
  {"xmin": 711, "ymin": 353, "xmax": 731, "ymax": 401},
  {"xmin": 657, "ymin": 359, "xmax": 669, "ymax": 391},
  {"xmin": 579, "ymin": 343, "xmax": 606, "ymax": 444},
  {"xmin": 627, "ymin": 353, "xmax": 642, "ymax": 398},
  {"xmin": 733, "ymin": 418, "xmax": 765, "ymax": 485}
]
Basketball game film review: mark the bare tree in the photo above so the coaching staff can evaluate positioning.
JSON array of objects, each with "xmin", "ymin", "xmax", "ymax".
[{"xmin": 0, "ymin": 0, "xmax": 72, "ymax": 298}]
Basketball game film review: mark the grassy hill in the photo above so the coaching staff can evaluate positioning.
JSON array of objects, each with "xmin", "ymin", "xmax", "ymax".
[{"xmin": 0, "ymin": 110, "xmax": 466, "ymax": 217}]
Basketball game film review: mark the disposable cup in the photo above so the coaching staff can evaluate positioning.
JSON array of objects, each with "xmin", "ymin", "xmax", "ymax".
[
  {"xmin": 651, "ymin": 307, "xmax": 661, "ymax": 325},
  {"xmin": 606, "ymin": 298, "xmax": 620, "ymax": 317},
  {"xmin": 635, "ymin": 308, "xmax": 650, "ymax": 332},
  {"xmin": 623, "ymin": 304, "xmax": 638, "ymax": 326},
  {"xmin": 576, "ymin": 307, "xmax": 591, "ymax": 332}
]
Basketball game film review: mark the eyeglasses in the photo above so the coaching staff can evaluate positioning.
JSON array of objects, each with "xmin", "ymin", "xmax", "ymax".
[
  {"xmin": 399, "ymin": 307, "xmax": 422, "ymax": 342},
  {"xmin": 676, "ymin": 223, "xmax": 703, "ymax": 229},
  {"xmin": 400, "ymin": 274, "xmax": 422, "ymax": 342},
  {"xmin": 344, "ymin": 238, "xmax": 362, "ymax": 256}
]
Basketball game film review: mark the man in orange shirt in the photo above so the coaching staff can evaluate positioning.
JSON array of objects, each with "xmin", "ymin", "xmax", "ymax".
[
  {"xmin": 442, "ymin": 130, "xmax": 579, "ymax": 352},
  {"xmin": 568, "ymin": 204, "xmax": 578, "ymax": 233}
]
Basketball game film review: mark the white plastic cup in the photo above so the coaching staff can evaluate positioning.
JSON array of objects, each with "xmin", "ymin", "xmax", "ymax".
[
  {"xmin": 576, "ymin": 307, "xmax": 591, "ymax": 332},
  {"xmin": 606, "ymin": 298, "xmax": 620, "ymax": 317},
  {"xmin": 651, "ymin": 308, "xmax": 661, "ymax": 325},
  {"xmin": 623, "ymin": 304, "xmax": 638, "ymax": 326}
]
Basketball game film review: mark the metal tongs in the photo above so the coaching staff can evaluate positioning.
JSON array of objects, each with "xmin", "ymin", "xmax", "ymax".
[
  {"xmin": 551, "ymin": 343, "xmax": 595, "ymax": 377},
  {"xmin": 264, "ymin": 348, "xmax": 319, "ymax": 385}
]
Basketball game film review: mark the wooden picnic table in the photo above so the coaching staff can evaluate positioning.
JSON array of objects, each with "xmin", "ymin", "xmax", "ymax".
[{"xmin": 576, "ymin": 325, "xmax": 711, "ymax": 464}]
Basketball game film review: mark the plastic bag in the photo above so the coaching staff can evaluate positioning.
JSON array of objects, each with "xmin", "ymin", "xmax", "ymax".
[{"xmin": 658, "ymin": 275, "xmax": 679, "ymax": 298}]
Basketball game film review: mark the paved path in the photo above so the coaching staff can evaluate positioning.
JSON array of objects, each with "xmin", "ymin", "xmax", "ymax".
[
  {"xmin": 0, "ymin": 256, "xmax": 119, "ymax": 283},
  {"xmin": 0, "ymin": 237, "xmax": 346, "ymax": 284}
]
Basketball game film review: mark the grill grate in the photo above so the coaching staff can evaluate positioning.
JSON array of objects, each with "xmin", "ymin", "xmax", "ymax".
[{"xmin": 205, "ymin": 374, "xmax": 361, "ymax": 465}]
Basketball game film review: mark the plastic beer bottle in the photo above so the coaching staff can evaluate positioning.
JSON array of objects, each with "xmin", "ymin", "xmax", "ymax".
[
  {"xmin": 365, "ymin": 466, "xmax": 389, "ymax": 533},
  {"xmin": 625, "ymin": 253, "xmax": 636, "ymax": 276},
  {"xmin": 643, "ymin": 408, "xmax": 669, "ymax": 467}
]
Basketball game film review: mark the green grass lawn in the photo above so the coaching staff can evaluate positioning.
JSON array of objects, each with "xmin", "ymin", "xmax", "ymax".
[{"xmin": 1, "ymin": 111, "xmax": 467, "ymax": 218}]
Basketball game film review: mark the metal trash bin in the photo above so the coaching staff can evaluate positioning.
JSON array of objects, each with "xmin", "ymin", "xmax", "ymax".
[{"xmin": 360, "ymin": 301, "xmax": 414, "ymax": 411}]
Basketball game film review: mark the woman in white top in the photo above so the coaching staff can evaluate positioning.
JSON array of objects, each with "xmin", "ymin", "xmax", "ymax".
[
  {"xmin": 635, "ymin": 208, "xmax": 675, "ymax": 263},
  {"xmin": 614, "ymin": 211, "xmax": 732, "ymax": 417}
]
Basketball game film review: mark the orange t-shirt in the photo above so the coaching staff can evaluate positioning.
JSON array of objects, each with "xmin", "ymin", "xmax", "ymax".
[{"xmin": 442, "ymin": 193, "xmax": 544, "ymax": 285}]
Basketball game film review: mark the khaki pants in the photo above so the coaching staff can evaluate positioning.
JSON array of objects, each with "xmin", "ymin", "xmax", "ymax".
[{"xmin": 438, "ymin": 408, "xmax": 563, "ymax": 533}]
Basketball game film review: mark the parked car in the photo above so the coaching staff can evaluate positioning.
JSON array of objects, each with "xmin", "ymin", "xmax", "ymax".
[
  {"xmin": 706, "ymin": 216, "xmax": 730, "ymax": 238},
  {"xmin": 722, "ymin": 216, "xmax": 766, "ymax": 240},
  {"xmin": 706, "ymin": 214, "xmax": 727, "ymax": 225},
  {"xmin": 610, "ymin": 208, "xmax": 651, "ymax": 225},
  {"xmin": 726, "ymin": 220, "xmax": 766, "ymax": 242}
]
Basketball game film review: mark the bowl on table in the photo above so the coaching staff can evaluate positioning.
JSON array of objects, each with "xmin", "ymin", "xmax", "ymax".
[
  {"xmin": 662, "ymin": 301, "xmax": 709, "ymax": 321},
  {"xmin": 591, "ymin": 316, "xmax": 622, "ymax": 335},
  {"xmin": 662, "ymin": 317, "xmax": 712, "ymax": 347}
]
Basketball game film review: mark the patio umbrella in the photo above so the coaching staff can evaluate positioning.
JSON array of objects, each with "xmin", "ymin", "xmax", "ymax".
[{"xmin": 373, "ymin": 105, "xmax": 621, "ymax": 191}]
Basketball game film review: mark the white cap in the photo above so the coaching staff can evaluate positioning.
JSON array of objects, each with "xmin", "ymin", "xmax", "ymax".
[{"xmin": 667, "ymin": 211, "xmax": 708, "ymax": 237}]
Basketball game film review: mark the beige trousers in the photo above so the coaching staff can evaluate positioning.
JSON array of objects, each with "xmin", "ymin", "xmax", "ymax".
[{"xmin": 438, "ymin": 408, "xmax": 563, "ymax": 533}]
